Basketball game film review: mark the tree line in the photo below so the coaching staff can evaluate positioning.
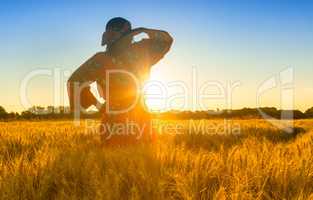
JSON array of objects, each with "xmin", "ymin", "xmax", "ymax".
[
  {"xmin": 0, "ymin": 106, "xmax": 100, "ymax": 120},
  {"xmin": 1, "ymin": 105, "xmax": 313, "ymax": 120}
]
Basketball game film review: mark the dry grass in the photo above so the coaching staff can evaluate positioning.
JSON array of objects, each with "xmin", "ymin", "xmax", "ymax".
[{"xmin": 1, "ymin": 119, "xmax": 313, "ymax": 199}]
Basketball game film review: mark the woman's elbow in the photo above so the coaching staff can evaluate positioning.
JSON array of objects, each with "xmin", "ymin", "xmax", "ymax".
[
  {"xmin": 168, "ymin": 33, "xmax": 174, "ymax": 45},
  {"xmin": 162, "ymin": 31, "xmax": 173, "ymax": 46}
]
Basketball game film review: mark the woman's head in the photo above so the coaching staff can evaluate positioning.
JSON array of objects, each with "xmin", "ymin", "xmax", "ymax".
[{"xmin": 102, "ymin": 17, "xmax": 132, "ymax": 47}]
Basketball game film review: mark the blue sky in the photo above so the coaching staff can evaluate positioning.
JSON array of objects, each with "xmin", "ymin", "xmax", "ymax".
[{"xmin": 1, "ymin": 0, "xmax": 313, "ymax": 112}]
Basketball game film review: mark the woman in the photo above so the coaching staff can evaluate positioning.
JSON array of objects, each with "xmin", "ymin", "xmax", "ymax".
[{"xmin": 67, "ymin": 17, "xmax": 173, "ymax": 144}]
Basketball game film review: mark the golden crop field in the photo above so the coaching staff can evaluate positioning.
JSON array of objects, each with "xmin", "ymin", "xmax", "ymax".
[{"xmin": 1, "ymin": 119, "xmax": 313, "ymax": 200}]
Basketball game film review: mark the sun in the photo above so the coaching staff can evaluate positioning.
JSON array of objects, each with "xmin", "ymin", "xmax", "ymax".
[{"xmin": 143, "ymin": 68, "xmax": 169, "ymax": 112}]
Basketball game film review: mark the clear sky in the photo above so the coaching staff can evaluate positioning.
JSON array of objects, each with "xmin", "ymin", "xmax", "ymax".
[{"xmin": 1, "ymin": 0, "xmax": 313, "ymax": 112}]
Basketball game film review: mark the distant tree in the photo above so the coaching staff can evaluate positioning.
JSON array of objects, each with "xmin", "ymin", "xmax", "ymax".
[
  {"xmin": 47, "ymin": 106, "xmax": 55, "ymax": 114},
  {"xmin": 281, "ymin": 110, "xmax": 307, "ymax": 119},
  {"xmin": 5, "ymin": 112, "xmax": 18, "ymax": 120},
  {"xmin": 0, "ymin": 106, "xmax": 8, "ymax": 118},
  {"xmin": 21, "ymin": 111, "xmax": 34, "ymax": 119},
  {"xmin": 305, "ymin": 107, "xmax": 313, "ymax": 118}
]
